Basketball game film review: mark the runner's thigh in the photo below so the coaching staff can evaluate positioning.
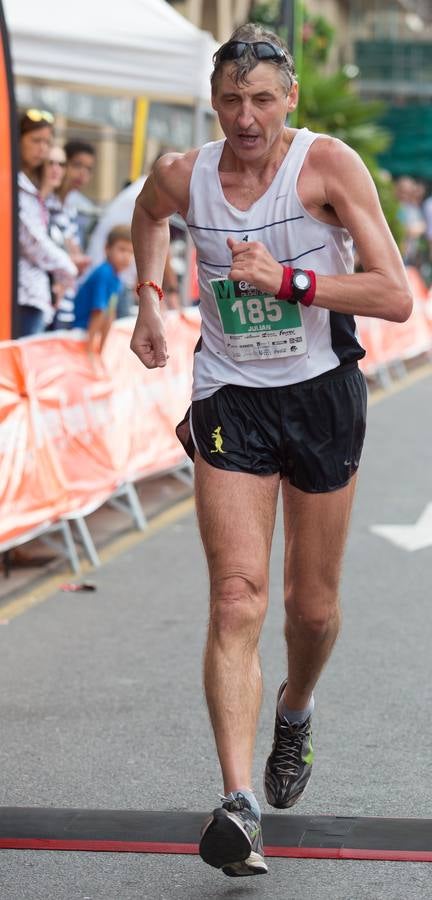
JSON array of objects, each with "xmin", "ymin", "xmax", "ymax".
[
  {"xmin": 194, "ymin": 453, "xmax": 280, "ymax": 587},
  {"xmin": 282, "ymin": 477, "xmax": 358, "ymax": 609}
]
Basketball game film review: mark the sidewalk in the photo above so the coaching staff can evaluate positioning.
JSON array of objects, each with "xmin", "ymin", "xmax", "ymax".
[{"xmin": 0, "ymin": 471, "xmax": 193, "ymax": 606}]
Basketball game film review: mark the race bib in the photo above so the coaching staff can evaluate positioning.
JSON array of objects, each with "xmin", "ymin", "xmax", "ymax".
[{"xmin": 210, "ymin": 278, "xmax": 307, "ymax": 362}]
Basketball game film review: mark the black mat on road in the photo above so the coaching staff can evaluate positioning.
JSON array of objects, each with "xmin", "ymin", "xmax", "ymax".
[{"xmin": 0, "ymin": 808, "xmax": 432, "ymax": 861}]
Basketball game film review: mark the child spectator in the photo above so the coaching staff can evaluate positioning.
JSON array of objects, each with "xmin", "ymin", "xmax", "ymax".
[{"xmin": 73, "ymin": 225, "xmax": 133, "ymax": 353}]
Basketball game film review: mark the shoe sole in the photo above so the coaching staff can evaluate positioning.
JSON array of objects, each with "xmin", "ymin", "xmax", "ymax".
[
  {"xmin": 199, "ymin": 809, "xmax": 267, "ymax": 875},
  {"xmin": 222, "ymin": 851, "xmax": 268, "ymax": 877}
]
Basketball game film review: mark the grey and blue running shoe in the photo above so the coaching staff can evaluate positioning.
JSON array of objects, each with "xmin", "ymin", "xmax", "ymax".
[
  {"xmin": 199, "ymin": 792, "xmax": 268, "ymax": 877},
  {"xmin": 264, "ymin": 679, "xmax": 314, "ymax": 809}
]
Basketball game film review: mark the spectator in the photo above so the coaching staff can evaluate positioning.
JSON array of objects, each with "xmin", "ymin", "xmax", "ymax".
[
  {"xmin": 423, "ymin": 187, "xmax": 432, "ymax": 260},
  {"xmin": 87, "ymin": 176, "xmax": 145, "ymax": 267},
  {"xmin": 87, "ymin": 174, "xmax": 182, "ymax": 312},
  {"xmin": 40, "ymin": 144, "xmax": 68, "ymax": 202},
  {"xmin": 73, "ymin": 225, "xmax": 133, "ymax": 353},
  {"xmin": 411, "ymin": 180, "xmax": 432, "ymax": 284},
  {"xmin": 394, "ymin": 176, "xmax": 426, "ymax": 266},
  {"xmin": 40, "ymin": 145, "xmax": 91, "ymax": 328},
  {"xmin": 58, "ymin": 140, "xmax": 97, "ymax": 250},
  {"xmin": 87, "ymin": 177, "xmax": 145, "ymax": 318},
  {"xmin": 17, "ymin": 110, "xmax": 77, "ymax": 337}
]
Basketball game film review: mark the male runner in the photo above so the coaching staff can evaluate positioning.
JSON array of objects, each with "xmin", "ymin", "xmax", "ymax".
[{"xmin": 130, "ymin": 23, "xmax": 412, "ymax": 878}]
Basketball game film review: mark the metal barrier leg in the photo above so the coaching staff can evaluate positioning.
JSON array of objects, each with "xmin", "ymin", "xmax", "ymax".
[
  {"xmin": 58, "ymin": 521, "xmax": 81, "ymax": 574},
  {"xmin": 392, "ymin": 359, "xmax": 407, "ymax": 379},
  {"xmin": 71, "ymin": 517, "xmax": 101, "ymax": 568},
  {"xmin": 172, "ymin": 460, "xmax": 194, "ymax": 488},
  {"xmin": 122, "ymin": 482, "xmax": 147, "ymax": 531},
  {"xmin": 107, "ymin": 483, "xmax": 147, "ymax": 531},
  {"xmin": 376, "ymin": 364, "xmax": 392, "ymax": 390}
]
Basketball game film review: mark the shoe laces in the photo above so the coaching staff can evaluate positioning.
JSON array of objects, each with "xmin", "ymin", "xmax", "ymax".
[
  {"xmin": 272, "ymin": 718, "xmax": 308, "ymax": 776},
  {"xmin": 220, "ymin": 793, "xmax": 250, "ymax": 813}
]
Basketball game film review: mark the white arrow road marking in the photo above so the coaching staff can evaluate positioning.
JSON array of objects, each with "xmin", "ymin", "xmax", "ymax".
[{"xmin": 371, "ymin": 502, "xmax": 432, "ymax": 552}]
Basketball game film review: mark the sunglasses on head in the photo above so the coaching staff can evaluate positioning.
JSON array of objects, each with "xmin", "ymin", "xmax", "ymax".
[
  {"xmin": 218, "ymin": 40, "xmax": 287, "ymax": 63},
  {"xmin": 25, "ymin": 108, "xmax": 54, "ymax": 124}
]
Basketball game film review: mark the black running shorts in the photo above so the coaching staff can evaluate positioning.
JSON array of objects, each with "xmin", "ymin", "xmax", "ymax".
[{"xmin": 176, "ymin": 363, "xmax": 367, "ymax": 493}]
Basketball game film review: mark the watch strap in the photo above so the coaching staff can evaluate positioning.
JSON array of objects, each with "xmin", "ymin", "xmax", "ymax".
[
  {"xmin": 276, "ymin": 265, "xmax": 316, "ymax": 306},
  {"xmin": 276, "ymin": 265, "xmax": 294, "ymax": 301},
  {"xmin": 299, "ymin": 270, "xmax": 316, "ymax": 307}
]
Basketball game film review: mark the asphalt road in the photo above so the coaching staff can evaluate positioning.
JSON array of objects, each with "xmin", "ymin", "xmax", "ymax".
[{"xmin": 1, "ymin": 367, "xmax": 432, "ymax": 900}]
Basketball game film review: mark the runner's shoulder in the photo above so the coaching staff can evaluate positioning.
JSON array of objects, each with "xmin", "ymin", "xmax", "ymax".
[
  {"xmin": 308, "ymin": 134, "xmax": 364, "ymax": 177},
  {"xmin": 154, "ymin": 148, "xmax": 200, "ymax": 198}
]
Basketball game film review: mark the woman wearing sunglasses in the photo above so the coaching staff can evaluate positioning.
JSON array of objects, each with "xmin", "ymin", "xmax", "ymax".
[
  {"xmin": 131, "ymin": 22, "xmax": 412, "ymax": 879},
  {"xmin": 17, "ymin": 110, "xmax": 77, "ymax": 336}
]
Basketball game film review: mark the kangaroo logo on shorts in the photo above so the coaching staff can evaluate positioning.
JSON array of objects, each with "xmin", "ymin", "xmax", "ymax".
[{"xmin": 211, "ymin": 425, "xmax": 226, "ymax": 454}]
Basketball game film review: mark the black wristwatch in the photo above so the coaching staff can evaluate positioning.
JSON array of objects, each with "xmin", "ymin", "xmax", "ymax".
[{"xmin": 290, "ymin": 268, "xmax": 312, "ymax": 304}]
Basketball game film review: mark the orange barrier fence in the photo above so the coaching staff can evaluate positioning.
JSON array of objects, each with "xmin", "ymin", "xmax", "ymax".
[
  {"xmin": 1, "ymin": 269, "xmax": 432, "ymax": 549},
  {"xmin": 0, "ymin": 310, "xmax": 201, "ymax": 546},
  {"xmin": 357, "ymin": 267, "xmax": 432, "ymax": 378}
]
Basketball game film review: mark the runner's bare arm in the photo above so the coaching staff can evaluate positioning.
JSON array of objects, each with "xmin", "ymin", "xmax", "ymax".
[
  {"xmin": 310, "ymin": 139, "xmax": 412, "ymax": 321},
  {"xmin": 228, "ymin": 139, "xmax": 412, "ymax": 323},
  {"xmin": 130, "ymin": 151, "xmax": 196, "ymax": 368}
]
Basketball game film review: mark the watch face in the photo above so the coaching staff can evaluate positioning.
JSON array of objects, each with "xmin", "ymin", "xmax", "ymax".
[{"xmin": 293, "ymin": 270, "xmax": 311, "ymax": 291}]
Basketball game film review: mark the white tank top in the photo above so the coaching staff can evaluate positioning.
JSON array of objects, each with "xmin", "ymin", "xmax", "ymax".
[{"xmin": 186, "ymin": 128, "xmax": 364, "ymax": 401}]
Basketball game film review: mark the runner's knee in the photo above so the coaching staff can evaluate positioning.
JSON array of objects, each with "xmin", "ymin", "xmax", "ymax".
[
  {"xmin": 209, "ymin": 574, "xmax": 267, "ymax": 637},
  {"xmin": 284, "ymin": 582, "xmax": 340, "ymax": 639}
]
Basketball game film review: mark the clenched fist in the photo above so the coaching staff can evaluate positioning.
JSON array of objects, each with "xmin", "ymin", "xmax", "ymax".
[
  {"xmin": 130, "ymin": 298, "xmax": 168, "ymax": 369},
  {"xmin": 227, "ymin": 237, "xmax": 283, "ymax": 295}
]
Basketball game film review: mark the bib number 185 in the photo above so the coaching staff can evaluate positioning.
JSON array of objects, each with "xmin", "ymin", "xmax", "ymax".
[{"xmin": 231, "ymin": 297, "xmax": 283, "ymax": 325}]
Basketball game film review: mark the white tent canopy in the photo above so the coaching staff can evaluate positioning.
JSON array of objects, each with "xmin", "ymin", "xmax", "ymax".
[{"xmin": 4, "ymin": 0, "xmax": 218, "ymax": 102}]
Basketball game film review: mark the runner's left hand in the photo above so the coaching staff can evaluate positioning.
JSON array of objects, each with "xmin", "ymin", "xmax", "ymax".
[{"xmin": 227, "ymin": 237, "xmax": 283, "ymax": 295}]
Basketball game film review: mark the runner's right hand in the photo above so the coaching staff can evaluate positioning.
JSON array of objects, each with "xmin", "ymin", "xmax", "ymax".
[{"xmin": 130, "ymin": 302, "xmax": 168, "ymax": 368}]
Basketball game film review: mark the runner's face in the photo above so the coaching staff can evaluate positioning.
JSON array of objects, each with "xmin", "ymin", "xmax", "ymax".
[{"xmin": 211, "ymin": 62, "xmax": 297, "ymax": 161}]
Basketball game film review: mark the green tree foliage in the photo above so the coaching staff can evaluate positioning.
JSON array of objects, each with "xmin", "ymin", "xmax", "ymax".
[{"xmin": 251, "ymin": 1, "xmax": 402, "ymax": 242}]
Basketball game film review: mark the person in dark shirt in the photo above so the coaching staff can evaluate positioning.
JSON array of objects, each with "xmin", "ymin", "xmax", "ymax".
[
  {"xmin": 73, "ymin": 224, "xmax": 133, "ymax": 353},
  {"xmin": 60, "ymin": 139, "xmax": 97, "ymax": 250}
]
